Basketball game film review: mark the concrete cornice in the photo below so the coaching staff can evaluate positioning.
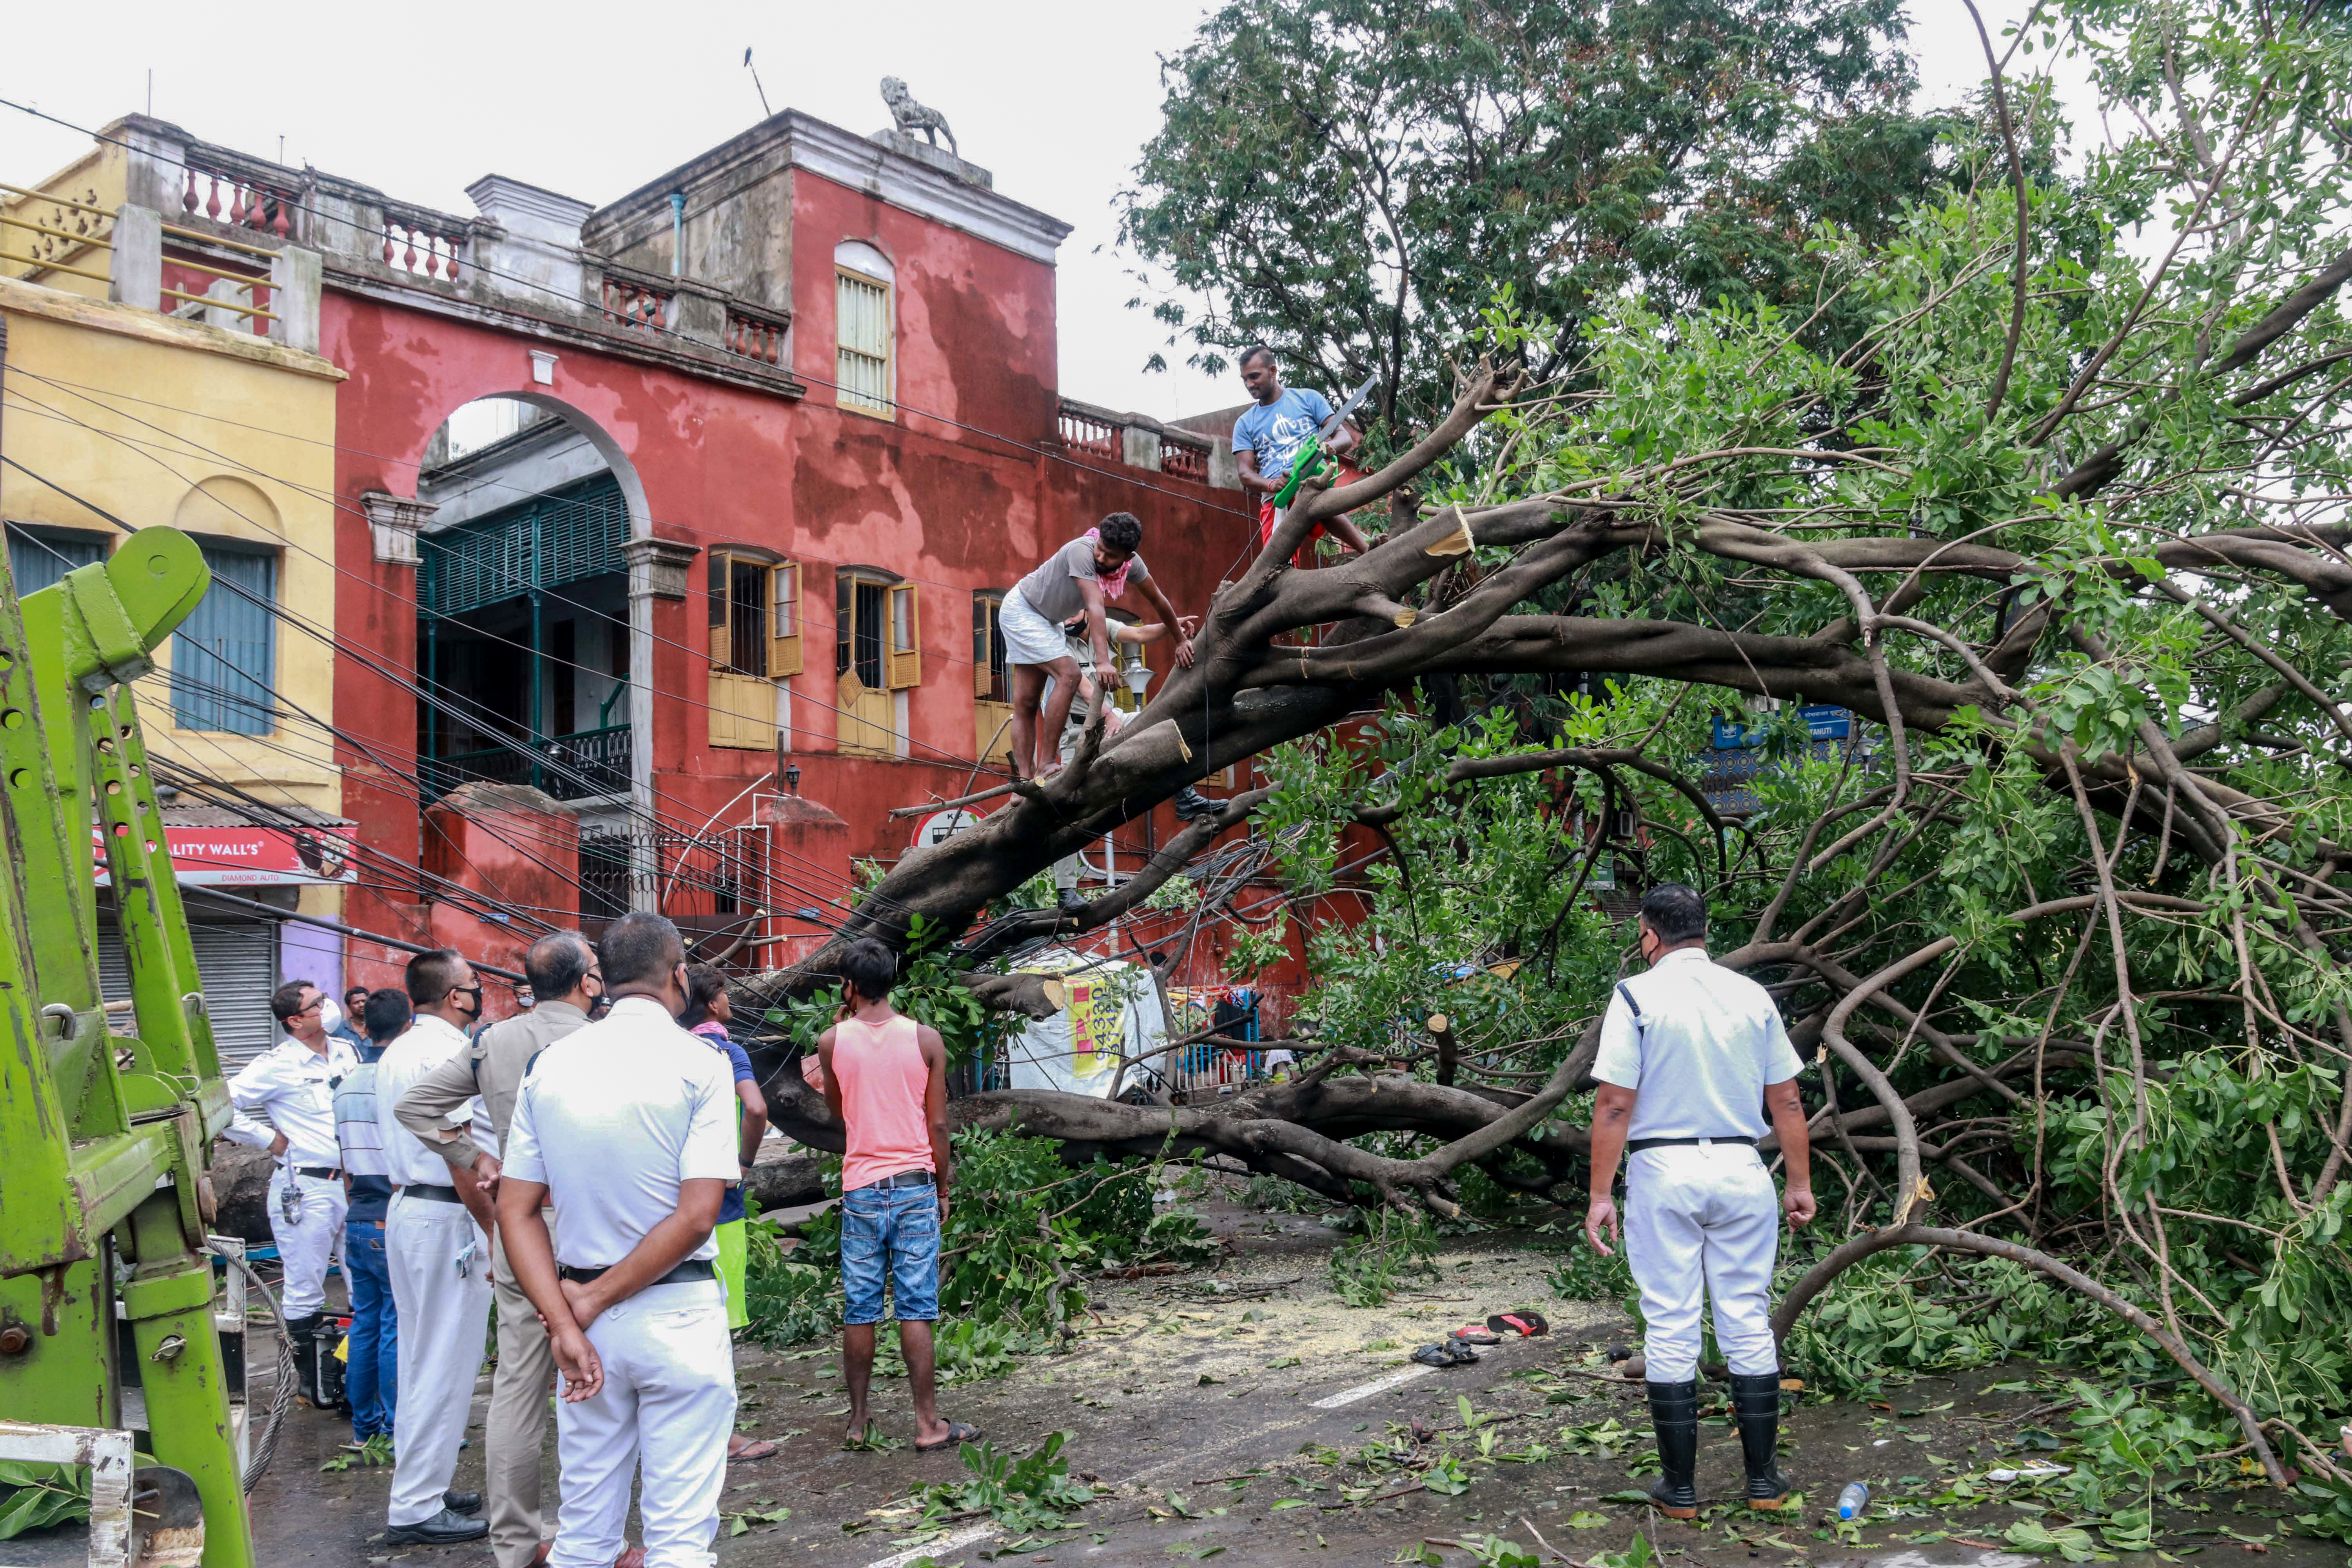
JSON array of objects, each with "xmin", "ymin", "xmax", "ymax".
[
  {"xmin": 0, "ymin": 275, "xmax": 346, "ymax": 381},
  {"xmin": 319, "ymin": 261, "xmax": 807, "ymax": 401},
  {"xmin": 584, "ymin": 109, "xmax": 1072, "ymax": 265},
  {"xmin": 464, "ymin": 174, "xmax": 594, "ymax": 230}
]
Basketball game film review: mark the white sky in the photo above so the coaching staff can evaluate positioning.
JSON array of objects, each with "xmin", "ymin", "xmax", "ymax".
[{"xmin": 2, "ymin": 1, "xmax": 2070, "ymax": 426}]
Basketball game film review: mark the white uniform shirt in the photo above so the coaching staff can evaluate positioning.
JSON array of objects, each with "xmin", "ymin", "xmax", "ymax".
[
  {"xmin": 374, "ymin": 1014, "xmax": 494, "ymax": 1189},
  {"xmin": 223, "ymin": 1036, "xmax": 360, "ymax": 1167},
  {"xmin": 1591, "ymin": 947, "xmax": 1804, "ymax": 1141},
  {"xmin": 503, "ymin": 995, "xmax": 741, "ymax": 1270}
]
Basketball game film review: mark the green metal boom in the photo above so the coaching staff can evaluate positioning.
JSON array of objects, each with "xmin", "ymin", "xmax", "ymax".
[{"xmin": 0, "ymin": 529, "xmax": 257, "ymax": 1566}]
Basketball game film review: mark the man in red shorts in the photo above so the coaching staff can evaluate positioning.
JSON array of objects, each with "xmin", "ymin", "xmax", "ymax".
[{"xmin": 1233, "ymin": 345, "xmax": 1372, "ymax": 561}]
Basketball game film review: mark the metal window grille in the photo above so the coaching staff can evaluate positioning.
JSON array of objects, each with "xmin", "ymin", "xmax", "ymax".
[
  {"xmin": 173, "ymin": 545, "xmax": 276, "ymax": 735},
  {"xmin": 419, "ymin": 474, "xmax": 628, "ymax": 617},
  {"xmin": 836, "ymin": 270, "xmax": 893, "ymax": 415}
]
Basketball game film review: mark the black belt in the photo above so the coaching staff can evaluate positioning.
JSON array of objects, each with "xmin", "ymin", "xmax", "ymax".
[
  {"xmin": 851, "ymin": 1169, "xmax": 935, "ymax": 1192},
  {"xmin": 557, "ymin": 1259, "xmax": 716, "ymax": 1287},
  {"xmin": 294, "ymin": 1165, "xmax": 342, "ymax": 1180},
  {"xmin": 400, "ymin": 1183, "xmax": 463, "ymax": 1203},
  {"xmin": 1627, "ymin": 1136, "xmax": 1759, "ymax": 1154}
]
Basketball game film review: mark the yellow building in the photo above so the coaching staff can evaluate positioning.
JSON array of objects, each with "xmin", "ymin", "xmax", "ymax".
[{"xmin": 2, "ymin": 152, "xmax": 346, "ymax": 1063}]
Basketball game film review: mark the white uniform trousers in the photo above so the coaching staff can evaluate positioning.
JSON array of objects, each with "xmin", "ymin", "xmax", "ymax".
[
  {"xmin": 1623, "ymin": 1142, "xmax": 1782, "ymax": 1384},
  {"xmin": 386, "ymin": 1191, "xmax": 494, "ymax": 1527},
  {"xmin": 265, "ymin": 1169, "xmax": 348, "ymax": 1318},
  {"xmin": 550, "ymin": 1279, "xmax": 735, "ymax": 1568}
]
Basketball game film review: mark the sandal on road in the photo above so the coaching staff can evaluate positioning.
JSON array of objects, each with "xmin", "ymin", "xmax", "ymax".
[
  {"xmin": 915, "ymin": 1420, "xmax": 982, "ymax": 1453},
  {"xmin": 728, "ymin": 1437, "xmax": 779, "ymax": 1461},
  {"xmin": 1411, "ymin": 1336, "xmax": 1480, "ymax": 1368},
  {"xmin": 1487, "ymin": 1310, "xmax": 1550, "ymax": 1338},
  {"xmin": 1451, "ymin": 1326, "xmax": 1503, "ymax": 1346}
]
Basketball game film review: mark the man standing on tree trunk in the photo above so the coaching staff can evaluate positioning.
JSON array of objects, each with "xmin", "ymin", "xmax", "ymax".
[
  {"xmin": 1000, "ymin": 512, "xmax": 1194, "ymax": 783},
  {"xmin": 816, "ymin": 937, "xmax": 976, "ymax": 1452},
  {"xmin": 1232, "ymin": 345, "xmax": 1371, "ymax": 562},
  {"xmin": 1583, "ymin": 883, "xmax": 1815, "ymax": 1517}
]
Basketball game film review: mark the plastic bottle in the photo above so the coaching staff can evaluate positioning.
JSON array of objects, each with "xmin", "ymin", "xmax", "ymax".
[{"xmin": 1837, "ymin": 1482, "xmax": 1870, "ymax": 1521}]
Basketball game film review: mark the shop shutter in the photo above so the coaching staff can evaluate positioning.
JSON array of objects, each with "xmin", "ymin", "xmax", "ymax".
[{"xmin": 96, "ymin": 914, "xmax": 281, "ymax": 1072}]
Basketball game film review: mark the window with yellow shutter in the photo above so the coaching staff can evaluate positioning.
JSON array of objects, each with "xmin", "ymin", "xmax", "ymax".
[
  {"xmin": 706, "ymin": 548, "xmax": 795, "ymax": 750},
  {"xmin": 886, "ymin": 583, "xmax": 921, "ymax": 689}
]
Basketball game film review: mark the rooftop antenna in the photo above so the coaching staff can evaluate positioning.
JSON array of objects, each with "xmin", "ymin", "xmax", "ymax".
[
  {"xmin": 145, "ymin": 69, "xmax": 152, "ymax": 116},
  {"xmin": 744, "ymin": 48, "xmax": 772, "ymax": 120}
]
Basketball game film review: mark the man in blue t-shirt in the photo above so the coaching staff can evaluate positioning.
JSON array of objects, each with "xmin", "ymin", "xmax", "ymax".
[{"xmin": 1232, "ymin": 345, "xmax": 1371, "ymax": 560}]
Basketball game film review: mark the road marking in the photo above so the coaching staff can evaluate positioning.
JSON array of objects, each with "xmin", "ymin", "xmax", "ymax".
[
  {"xmin": 863, "ymin": 1523, "xmax": 996, "ymax": 1568},
  {"xmin": 1310, "ymin": 1363, "xmax": 1437, "ymax": 1407}
]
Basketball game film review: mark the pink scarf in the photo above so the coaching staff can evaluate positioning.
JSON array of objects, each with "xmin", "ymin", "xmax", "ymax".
[{"xmin": 1083, "ymin": 528, "xmax": 1132, "ymax": 600}]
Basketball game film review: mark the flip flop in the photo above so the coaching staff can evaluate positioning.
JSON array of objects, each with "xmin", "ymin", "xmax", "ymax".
[
  {"xmin": 915, "ymin": 1419, "xmax": 982, "ymax": 1453},
  {"xmin": 728, "ymin": 1438, "xmax": 779, "ymax": 1461},
  {"xmin": 1451, "ymin": 1327, "xmax": 1503, "ymax": 1346},
  {"xmin": 1487, "ymin": 1310, "xmax": 1550, "ymax": 1338}
]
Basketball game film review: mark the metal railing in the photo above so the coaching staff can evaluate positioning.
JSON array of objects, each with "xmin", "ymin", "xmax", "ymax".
[
  {"xmin": 422, "ymin": 723, "xmax": 632, "ymax": 802},
  {"xmin": 159, "ymin": 222, "xmax": 278, "ymax": 325},
  {"xmin": 0, "ymin": 182, "xmax": 114, "ymax": 284}
]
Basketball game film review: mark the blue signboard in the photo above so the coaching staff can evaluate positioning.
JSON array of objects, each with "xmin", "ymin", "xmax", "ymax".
[{"xmin": 1710, "ymin": 705, "xmax": 1853, "ymax": 750}]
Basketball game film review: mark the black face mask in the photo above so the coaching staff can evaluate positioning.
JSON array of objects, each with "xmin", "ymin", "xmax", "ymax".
[{"xmin": 589, "ymin": 991, "xmax": 614, "ymax": 1020}]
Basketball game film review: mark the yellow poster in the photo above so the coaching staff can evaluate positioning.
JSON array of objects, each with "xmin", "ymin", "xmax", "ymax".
[{"xmin": 1066, "ymin": 981, "xmax": 1122, "ymax": 1080}]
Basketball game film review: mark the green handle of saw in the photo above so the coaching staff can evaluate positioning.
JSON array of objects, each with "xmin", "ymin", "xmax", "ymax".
[{"xmin": 1270, "ymin": 436, "xmax": 1327, "ymax": 511}]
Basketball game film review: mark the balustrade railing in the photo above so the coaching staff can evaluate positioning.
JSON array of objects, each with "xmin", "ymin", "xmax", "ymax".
[
  {"xmin": 724, "ymin": 309, "xmax": 785, "ymax": 366},
  {"xmin": 180, "ymin": 163, "xmax": 297, "ymax": 240},
  {"xmin": 1161, "ymin": 439, "xmax": 1209, "ymax": 482},
  {"xmin": 1058, "ymin": 405, "xmax": 1120, "ymax": 459},
  {"xmin": 383, "ymin": 214, "xmax": 466, "ymax": 282},
  {"xmin": 602, "ymin": 275, "xmax": 672, "ymax": 333}
]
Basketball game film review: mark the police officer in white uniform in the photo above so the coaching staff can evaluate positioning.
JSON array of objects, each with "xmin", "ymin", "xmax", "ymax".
[
  {"xmin": 1583, "ymin": 884, "xmax": 1816, "ymax": 1517},
  {"xmin": 374, "ymin": 948, "xmax": 495, "ymax": 1547},
  {"xmin": 499, "ymin": 913, "xmax": 740, "ymax": 1568},
  {"xmin": 224, "ymin": 978, "xmax": 358, "ymax": 1408}
]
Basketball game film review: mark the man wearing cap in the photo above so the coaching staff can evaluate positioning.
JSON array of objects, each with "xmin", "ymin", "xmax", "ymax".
[{"xmin": 1583, "ymin": 883, "xmax": 1815, "ymax": 1518}]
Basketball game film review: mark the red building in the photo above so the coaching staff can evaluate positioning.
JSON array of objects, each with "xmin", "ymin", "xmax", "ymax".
[{"xmin": 102, "ymin": 107, "xmax": 1296, "ymax": 1018}]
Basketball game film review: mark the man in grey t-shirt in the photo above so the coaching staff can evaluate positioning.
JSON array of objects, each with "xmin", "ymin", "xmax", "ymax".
[
  {"xmin": 998, "ymin": 512, "xmax": 1195, "ymax": 782},
  {"xmin": 1583, "ymin": 884, "xmax": 1815, "ymax": 1519}
]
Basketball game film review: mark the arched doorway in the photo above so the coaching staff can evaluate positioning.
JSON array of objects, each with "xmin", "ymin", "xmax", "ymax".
[{"xmin": 412, "ymin": 396, "xmax": 649, "ymax": 853}]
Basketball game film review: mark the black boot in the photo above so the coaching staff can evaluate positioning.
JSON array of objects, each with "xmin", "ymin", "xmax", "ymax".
[
  {"xmin": 1730, "ymin": 1373, "xmax": 1793, "ymax": 1509},
  {"xmin": 1644, "ymin": 1379, "xmax": 1700, "ymax": 1519},
  {"xmin": 284, "ymin": 1314, "xmax": 321, "ymax": 1408}
]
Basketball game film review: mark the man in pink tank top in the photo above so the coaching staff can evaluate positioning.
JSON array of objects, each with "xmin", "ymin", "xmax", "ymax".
[{"xmin": 814, "ymin": 937, "xmax": 976, "ymax": 1451}]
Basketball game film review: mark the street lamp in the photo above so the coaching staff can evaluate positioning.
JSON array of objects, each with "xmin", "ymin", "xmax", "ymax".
[
  {"xmin": 1122, "ymin": 659, "xmax": 1154, "ymax": 706},
  {"xmin": 783, "ymin": 762, "xmax": 802, "ymax": 795}
]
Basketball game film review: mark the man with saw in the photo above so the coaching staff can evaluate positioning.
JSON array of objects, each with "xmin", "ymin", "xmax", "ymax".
[{"xmin": 1232, "ymin": 345, "xmax": 1374, "ymax": 563}]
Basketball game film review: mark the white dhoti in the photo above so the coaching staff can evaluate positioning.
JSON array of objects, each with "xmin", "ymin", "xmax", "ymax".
[
  {"xmin": 265, "ymin": 1168, "xmax": 348, "ymax": 1318},
  {"xmin": 550, "ymin": 1278, "xmax": 735, "ymax": 1568},
  {"xmin": 998, "ymin": 586, "xmax": 1073, "ymax": 668},
  {"xmin": 1624, "ymin": 1142, "xmax": 1781, "ymax": 1383},
  {"xmin": 387, "ymin": 1191, "xmax": 494, "ymax": 1527}
]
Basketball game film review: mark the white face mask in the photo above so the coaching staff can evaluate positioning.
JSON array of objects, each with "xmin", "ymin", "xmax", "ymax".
[{"xmin": 319, "ymin": 998, "xmax": 343, "ymax": 1031}]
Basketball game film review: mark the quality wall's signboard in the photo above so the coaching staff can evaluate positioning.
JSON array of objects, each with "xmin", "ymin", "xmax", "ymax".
[{"xmin": 92, "ymin": 822, "xmax": 358, "ymax": 887}]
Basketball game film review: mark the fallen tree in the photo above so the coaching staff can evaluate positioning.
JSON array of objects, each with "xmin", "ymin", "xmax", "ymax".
[{"xmin": 732, "ymin": 0, "xmax": 2352, "ymax": 1493}]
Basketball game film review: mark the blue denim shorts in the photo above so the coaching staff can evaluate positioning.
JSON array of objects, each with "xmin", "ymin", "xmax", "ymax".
[{"xmin": 840, "ymin": 1181, "xmax": 941, "ymax": 1324}]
